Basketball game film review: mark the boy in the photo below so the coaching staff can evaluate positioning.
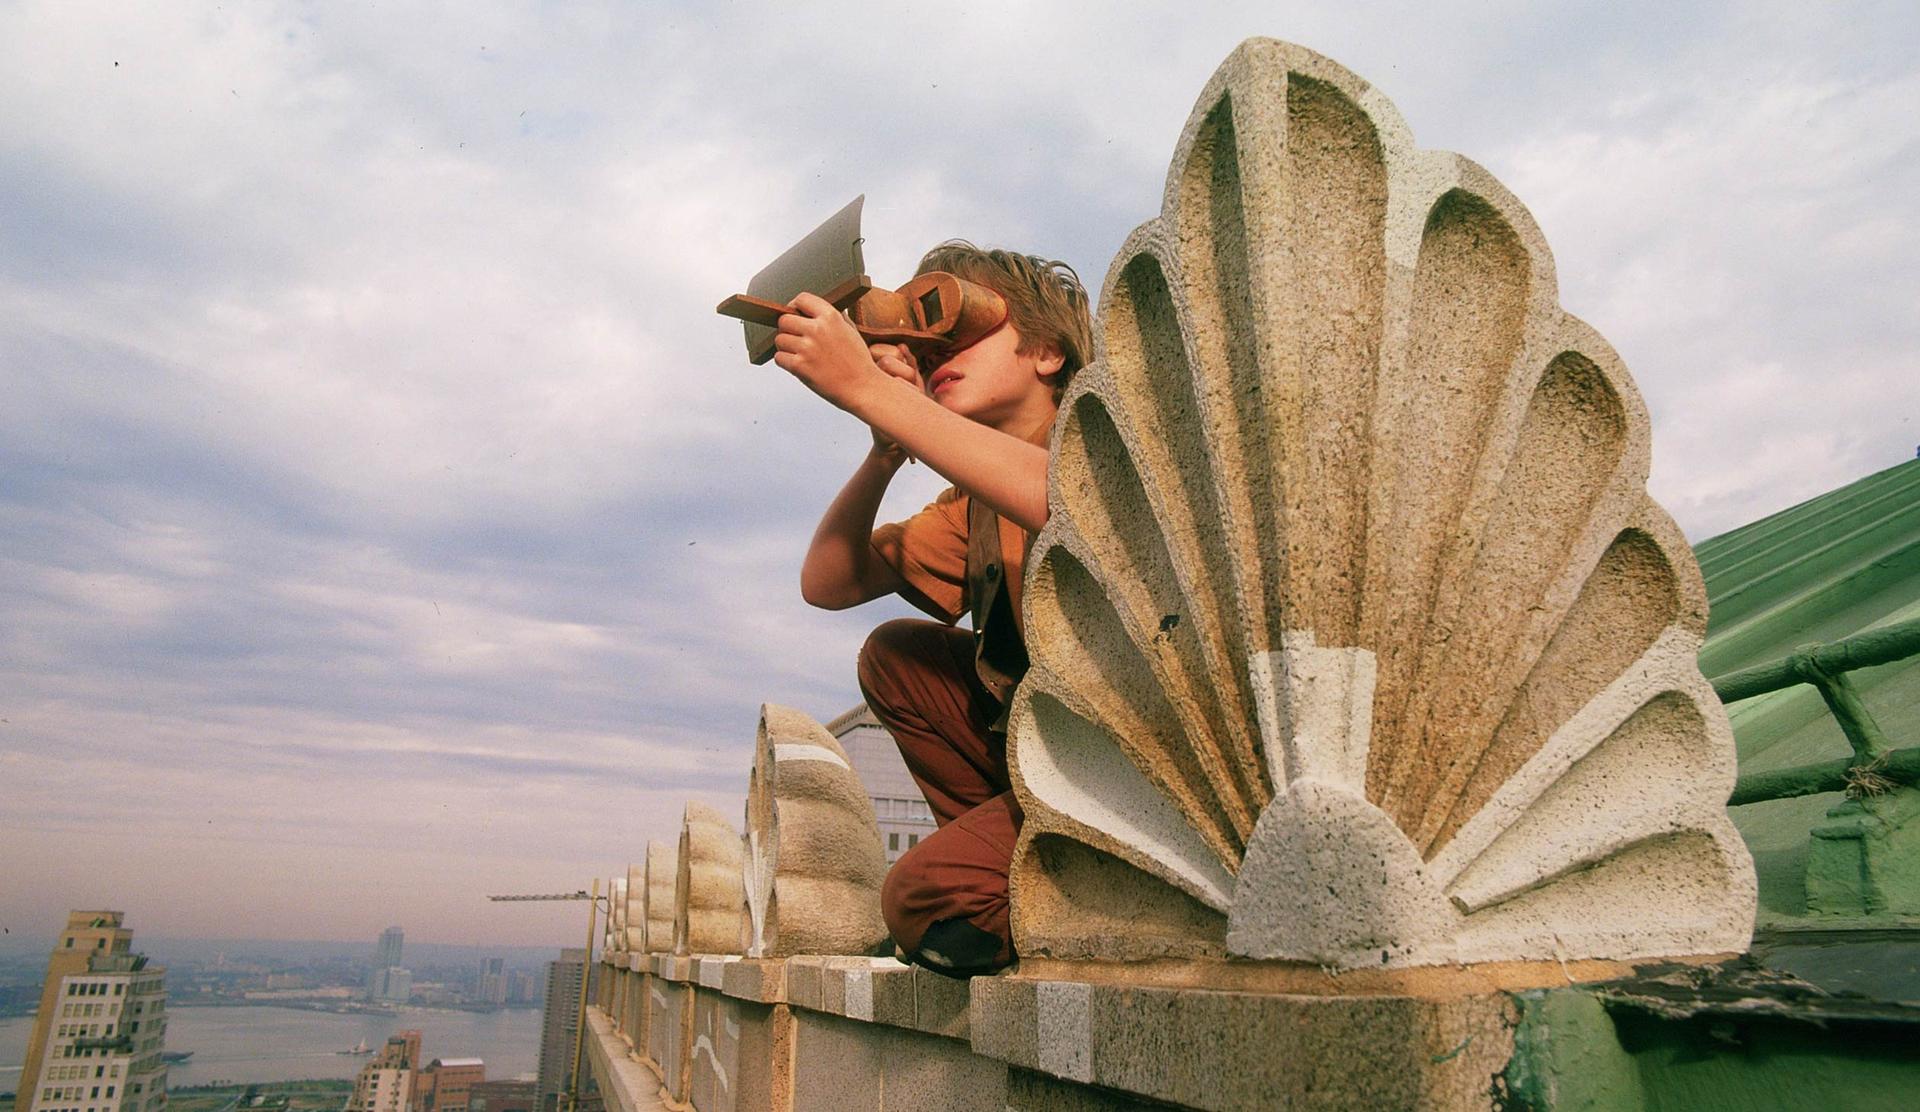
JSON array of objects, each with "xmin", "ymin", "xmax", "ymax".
[{"xmin": 772, "ymin": 242, "xmax": 1093, "ymax": 976}]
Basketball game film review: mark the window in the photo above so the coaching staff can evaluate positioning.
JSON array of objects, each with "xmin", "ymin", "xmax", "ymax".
[
  {"xmin": 908, "ymin": 834, "xmax": 920, "ymax": 848},
  {"xmin": 888, "ymin": 833, "xmax": 899, "ymax": 851}
]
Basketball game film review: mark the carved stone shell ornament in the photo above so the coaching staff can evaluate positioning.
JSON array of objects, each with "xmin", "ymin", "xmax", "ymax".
[
  {"xmin": 742, "ymin": 704, "xmax": 889, "ymax": 957},
  {"xmin": 607, "ymin": 875, "xmax": 629, "ymax": 953},
  {"xmin": 1008, "ymin": 39, "xmax": 1757, "ymax": 970},
  {"xmin": 623, "ymin": 864, "xmax": 646, "ymax": 951},
  {"xmin": 642, "ymin": 839, "xmax": 678, "ymax": 954},
  {"xmin": 674, "ymin": 801, "xmax": 746, "ymax": 956}
]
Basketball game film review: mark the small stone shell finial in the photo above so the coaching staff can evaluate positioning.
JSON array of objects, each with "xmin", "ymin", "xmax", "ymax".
[
  {"xmin": 642, "ymin": 840, "xmax": 677, "ymax": 954},
  {"xmin": 674, "ymin": 801, "xmax": 746, "ymax": 956},
  {"xmin": 742, "ymin": 704, "xmax": 889, "ymax": 957},
  {"xmin": 623, "ymin": 865, "xmax": 645, "ymax": 952},
  {"xmin": 606, "ymin": 876, "xmax": 628, "ymax": 954}
]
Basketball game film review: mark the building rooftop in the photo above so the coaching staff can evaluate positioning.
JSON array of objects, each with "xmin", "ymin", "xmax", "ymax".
[{"xmin": 1700, "ymin": 456, "xmax": 1920, "ymax": 928}]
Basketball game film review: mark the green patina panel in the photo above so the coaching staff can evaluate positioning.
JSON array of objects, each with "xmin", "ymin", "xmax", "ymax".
[
  {"xmin": 1700, "ymin": 458, "xmax": 1920, "ymax": 921},
  {"xmin": 1505, "ymin": 985, "xmax": 1920, "ymax": 1111}
]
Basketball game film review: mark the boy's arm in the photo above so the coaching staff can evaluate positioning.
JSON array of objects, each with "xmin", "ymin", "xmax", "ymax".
[
  {"xmin": 773, "ymin": 294, "xmax": 1051, "ymax": 534},
  {"xmin": 800, "ymin": 445, "xmax": 910, "ymax": 610}
]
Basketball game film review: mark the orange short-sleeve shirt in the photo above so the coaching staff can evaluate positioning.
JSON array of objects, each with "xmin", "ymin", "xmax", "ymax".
[{"xmin": 870, "ymin": 488, "xmax": 1032, "ymax": 630}]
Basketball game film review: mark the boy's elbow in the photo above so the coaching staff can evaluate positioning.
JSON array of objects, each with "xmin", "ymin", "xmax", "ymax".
[{"xmin": 800, "ymin": 576, "xmax": 855, "ymax": 611}]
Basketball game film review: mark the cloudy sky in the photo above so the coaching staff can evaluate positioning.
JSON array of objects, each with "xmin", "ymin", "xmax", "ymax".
[{"xmin": 2, "ymin": 1, "xmax": 1915, "ymax": 949}]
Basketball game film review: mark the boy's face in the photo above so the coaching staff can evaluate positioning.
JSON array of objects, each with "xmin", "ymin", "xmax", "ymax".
[{"xmin": 920, "ymin": 322, "xmax": 1064, "ymax": 433}]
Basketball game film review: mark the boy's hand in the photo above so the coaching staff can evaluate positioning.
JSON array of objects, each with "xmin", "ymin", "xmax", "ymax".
[
  {"xmin": 771, "ymin": 293, "xmax": 889, "ymax": 408},
  {"xmin": 868, "ymin": 342, "xmax": 920, "ymax": 459}
]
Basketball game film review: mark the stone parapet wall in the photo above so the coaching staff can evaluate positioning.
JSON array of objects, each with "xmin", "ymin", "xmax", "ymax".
[{"xmin": 586, "ymin": 951, "xmax": 1565, "ymax": 1110}]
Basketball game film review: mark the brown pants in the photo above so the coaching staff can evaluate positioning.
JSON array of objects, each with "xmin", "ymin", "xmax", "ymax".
[{"xmin": 858, "ymin": 618, "xmax": 1022, "ymax": 969}]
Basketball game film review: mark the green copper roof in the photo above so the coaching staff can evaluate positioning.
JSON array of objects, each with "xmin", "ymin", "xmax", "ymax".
[{"xmin": 1699, "ymin": 457, "xmax": 1920, "ymax": 923}]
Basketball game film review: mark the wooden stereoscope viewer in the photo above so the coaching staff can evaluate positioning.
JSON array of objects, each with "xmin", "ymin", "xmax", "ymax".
[{"xmin": 716, "ymin": 195, "xmax": 1008, "ymax": 366}]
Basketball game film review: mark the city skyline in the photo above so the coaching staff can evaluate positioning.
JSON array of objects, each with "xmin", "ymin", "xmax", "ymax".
[{"xmin": 3, "ymin": 2, "xmax": 1917, "ymax": 945}]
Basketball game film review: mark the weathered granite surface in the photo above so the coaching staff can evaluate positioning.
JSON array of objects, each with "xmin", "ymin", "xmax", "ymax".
[
  {"xmin": 643, "ymin": 840, "xmax": 676, "ymax": 953},
  {"xmin": 607, "ymin": 875, "xmax": 629, "ymax": 955},
  {"xmin": 675, "ymin": 801, "xmax": 747, "ymax": 956},
  {"xmin": 743, "ymin": 704, "xmax": 889, "ymax": 957},
  {"xmin": 1008, "ymin": 35, "xmax": 1757, "ymax": 970},
  {"xmin": 623, "ymin": 864, "xmax": 645, "ymax": 951}
]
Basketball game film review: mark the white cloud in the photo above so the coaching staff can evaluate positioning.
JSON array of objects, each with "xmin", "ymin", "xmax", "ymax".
[{"xmin": 1, "ymin": 0, "xmax": 1915, "ymax": 944}]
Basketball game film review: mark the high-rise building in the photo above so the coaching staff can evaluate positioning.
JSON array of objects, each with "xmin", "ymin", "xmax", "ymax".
[
  {"xmin": 377, "ymin": 927, "xmax": 405, "ymax": 968},
  {"xmin": 533, "ymin": 949, "xmax": 588, "ymax": 1112},
  {"xmin": 366, "ymin": 927, "xmax": 410, "ymax": 1003},
  {"xmin": 507, "ymin": 970, "xmax": 536, "ymax": 1005},
  {"xmin": 17, "ymin": 911, "xmax": 170, "ymax": 1112},
  {"xmin": 828, "ymin": 703, "xmax": 938, "ymax": 863},
  {"xmin": 367, "ymin": 966, "xmax": 412, "ymax": 1004},
  {"xmin": 477, "ymin": 959, "xmax": 507, "ymax": 1006},
  {"xmin": 347, "ymin": 1032, "xmax": 420, "ymax": 1112}
]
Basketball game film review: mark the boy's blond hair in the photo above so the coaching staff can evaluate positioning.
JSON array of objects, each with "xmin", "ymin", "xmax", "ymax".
[{"xmin": 916, "ymin": 241, "xmax": 1094, "ymax": 396}]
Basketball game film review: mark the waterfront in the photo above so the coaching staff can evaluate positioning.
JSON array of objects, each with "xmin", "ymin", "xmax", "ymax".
[{"xmin": 1, "ymin": 1004, "xmax": 541, "ymax": 1090}]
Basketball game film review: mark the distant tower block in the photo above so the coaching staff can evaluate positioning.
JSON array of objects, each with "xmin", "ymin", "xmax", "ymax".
[
  {"xmin": 743, "ymin": 704, "xmax": 889, "ymax": 957},
  {"xmin": 1008, "ymin": 38, "xmax": 1755, "ymax": 971},
  {"xmin": 377, "ymin": 925, "xmax": 404, "ymax": 967},
  {"xmin": 623, "ymin": 865, "xmax": 646, "ymax": 951},
  {"xmin": 674, "ymin": 801, "xmax": 747, "ymax": 956},
  {"xmin": 642, "ymin": 840, "xmax": 677, "ymax": 953}
]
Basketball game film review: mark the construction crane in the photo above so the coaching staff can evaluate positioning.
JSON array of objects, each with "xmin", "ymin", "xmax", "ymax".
[{"xmin": 487, "ymin": 881, "xmax": 605, "ymax": 1112}]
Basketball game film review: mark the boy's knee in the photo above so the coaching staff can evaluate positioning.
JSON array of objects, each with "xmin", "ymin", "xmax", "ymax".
[{"xmin": 857, "ymin": 617, "xmax": 935, "ymax": 701}]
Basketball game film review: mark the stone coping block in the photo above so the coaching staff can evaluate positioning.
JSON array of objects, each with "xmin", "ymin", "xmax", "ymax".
[
  {"xmin": 719, "ymin": 957, "xmax": 787, "ymax": 1003},
  {"xmin": 970, "ymin": 975, "xmax": 1516, "ymax": 1110},
  {"xmin": 695, "ymin": 955, "xmax": 741, "ymax": 989},
  {"xmin": 645, "ymin": 955, "xmax": 976, "ymax": 1042},
  {"xmin": 782, "ymin": 955, "xmax": 826, "ymax": 1012},
  {"xmin": 910, "ymin": 967, "xmax": 973, "ymax": 1040}
]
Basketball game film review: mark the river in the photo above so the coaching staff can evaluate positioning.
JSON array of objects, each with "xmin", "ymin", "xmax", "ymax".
[{"xmin": 1, "ymin": 1004, "xmax": 542, "ymax": 1090}]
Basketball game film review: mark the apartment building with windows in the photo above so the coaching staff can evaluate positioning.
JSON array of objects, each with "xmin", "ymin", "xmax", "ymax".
[
  {"xmin": 17, "ymin": 911, "xmax": 170, "ymax": 1112},
  {"xmin": 347, "ymin": 1032, "xmax": 421, "ymax": 1112}
]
